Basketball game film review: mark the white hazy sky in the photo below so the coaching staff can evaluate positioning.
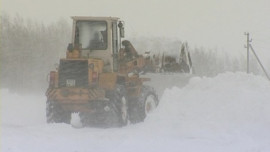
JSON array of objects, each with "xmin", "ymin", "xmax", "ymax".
[{"xmin": 2, "ymin": 0, "xmax": 270, "ymax": 61}]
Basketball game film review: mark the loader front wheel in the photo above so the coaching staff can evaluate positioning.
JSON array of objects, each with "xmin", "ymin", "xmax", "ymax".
[
  {"xmin": 104, "ymin": 85, "xmax": 128, "ymax": 127},
  {"xmin": 128, "ymin": 86, "xmax": 158, "ymax": 124}
]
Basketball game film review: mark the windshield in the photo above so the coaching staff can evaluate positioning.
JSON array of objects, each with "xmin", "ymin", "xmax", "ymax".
[{"xmin": 75, "ymin": 21, "xmax": 107, "ymax": 50}]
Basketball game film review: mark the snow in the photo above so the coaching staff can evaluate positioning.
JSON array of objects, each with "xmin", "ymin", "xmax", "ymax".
[{"xmin": 2, "ymin": 72, "xmax": 270, "ymax": 152}]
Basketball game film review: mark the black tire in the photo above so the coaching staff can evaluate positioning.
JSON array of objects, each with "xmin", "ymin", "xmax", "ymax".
[
  {"xmin": 118, "ymin": 95, "xmax": 128, "ymax": 126},
  {"xmin": 128, "ymin": 85, "xmax": 159, "ymax": 124},
  {"xmin": 98, "ymin": 85, "xmax": 128, "ymax": 127},
  {"xmin": 46, "ymin": 100, "xmax": 71, "ymax": 124},
  {"xmin": 112, "ymin": 85, "xmax": 128, "ymax": 126}
]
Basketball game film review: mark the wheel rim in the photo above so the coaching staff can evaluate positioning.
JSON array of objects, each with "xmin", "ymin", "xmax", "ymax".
[
  {"xmin": 145, "ymin": 94, "xmax": 156, "ymax": 114},
  {"xmin": 121, "ymin": 96, "xmax": 128, "ymax": 121}
]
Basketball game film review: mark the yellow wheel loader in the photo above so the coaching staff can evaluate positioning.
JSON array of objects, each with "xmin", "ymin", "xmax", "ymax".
[{"xmin": 46, "ymin": 16, "xmax": 158, "ymax": 127}]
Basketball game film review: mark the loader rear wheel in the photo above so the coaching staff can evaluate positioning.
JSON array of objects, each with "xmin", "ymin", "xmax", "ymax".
[
  {"xmin": 120, "ymin": 96, "xmax": 128, "ymax": 126},
  {"xmin": 111, "ymin": 85, "xmax": 128, "ymax": 127},
  {"xmin": 46, "ymin": 100, "xmax": 71, "ymax": 124},
  {"xmin": 105, "ymin": 85, "xmax": 129, "ymax": 127},
  {"xmin": 128, "ymin": 85, "xmax": 158, "ymax": 124}
]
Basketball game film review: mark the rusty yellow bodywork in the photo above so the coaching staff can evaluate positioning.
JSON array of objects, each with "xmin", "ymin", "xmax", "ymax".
[
  {"xmin": 46, "ymin": 87, "xmax": 105, "ymax": 112},
  {"xmin": 46, "ymin": 16, "xmax": 151, "ymax": 117},
  {"xmin": 46, "ymin": 54, "xmax": 147, "ymax": 112},
  {"xmin": 98, "ymin": 73, "xmax": 118, "ymax": 90}
]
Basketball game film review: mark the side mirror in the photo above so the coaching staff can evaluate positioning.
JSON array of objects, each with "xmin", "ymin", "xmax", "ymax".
[
  {"xmin": 67, "ymin": 43, "xmax": 74, "ymax": 52},
  {"xmin": 118, "ymin": 21, "xmax": 125, "ymax": 38}
]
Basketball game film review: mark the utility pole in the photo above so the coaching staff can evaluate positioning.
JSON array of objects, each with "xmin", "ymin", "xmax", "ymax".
[
  {"xmin": 244, "ymin": 32, "xmax": 270, "ymax": 81},
  {"xmin": 244, "ymin": 32, "xmax": 250, "ymax": 73}
]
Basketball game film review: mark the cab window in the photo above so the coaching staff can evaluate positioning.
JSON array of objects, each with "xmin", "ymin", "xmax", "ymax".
[{"xmin": 75, "ymin": 21, "xmax": 107, "ymax": 50}]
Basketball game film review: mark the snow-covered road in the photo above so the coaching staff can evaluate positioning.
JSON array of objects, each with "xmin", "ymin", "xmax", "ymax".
[{"xmin": 2, "ymin": 72, "xmax": 270, "ymax": 152}]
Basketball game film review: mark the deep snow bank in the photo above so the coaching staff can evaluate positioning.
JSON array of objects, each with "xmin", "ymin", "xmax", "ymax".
[
  {"xmin": 142, "ymin": 72, "xmax": 270, "ymax": 152},
  {"xmin": 1, "ymin": 72, "xmax": 270, "ymax": 152},
  {"xmin": 146, "ymin": 72, "xmax": 270, "ymax": 133}
]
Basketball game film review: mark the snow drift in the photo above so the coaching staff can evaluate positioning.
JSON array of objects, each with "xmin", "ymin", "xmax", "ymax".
[
  {"xmin": 2, "ymin": 72, "xmax": 270, "ymax": 152},
  {"xmin": 148, "ymin": 72, "xmax": 270, "ymax": 129}
]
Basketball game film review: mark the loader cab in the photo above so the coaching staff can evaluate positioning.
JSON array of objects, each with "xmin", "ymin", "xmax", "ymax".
[{"xmin": 69, "ymin": 16, "xmax": 124, "ymax": 72}]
